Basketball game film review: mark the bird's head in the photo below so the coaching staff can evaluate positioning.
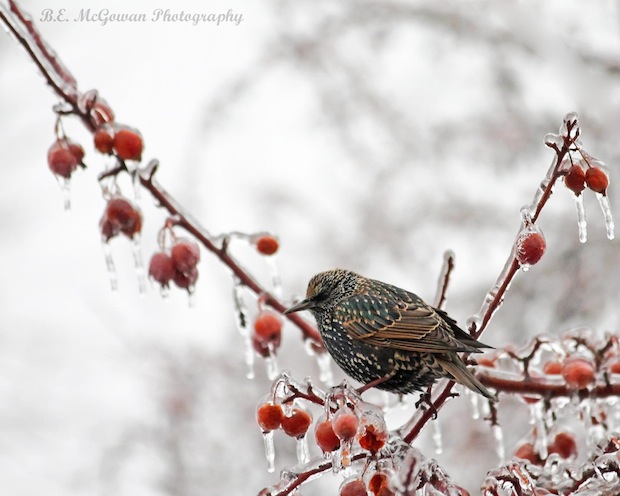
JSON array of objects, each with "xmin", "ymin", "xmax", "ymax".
[{"xmin": 284, "ymin": 269, "xmax": 360, "ymax": 315}]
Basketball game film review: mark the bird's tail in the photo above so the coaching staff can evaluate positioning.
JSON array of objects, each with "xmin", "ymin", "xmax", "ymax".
[{"xmin": 436, "ymin": 355, "xmax": 496, "ymax": 401}]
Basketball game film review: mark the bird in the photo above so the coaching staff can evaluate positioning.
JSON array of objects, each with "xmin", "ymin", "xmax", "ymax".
[{"xmin": 284, "ymin": 269, "xmax": 495, "ymax": 401}]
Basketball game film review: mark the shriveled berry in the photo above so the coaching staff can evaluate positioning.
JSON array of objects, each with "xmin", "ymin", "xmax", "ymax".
[
  {"xmin": 585, "ymin": 167, "xmax": 609, "ymax": 194},
  {"xmin": 148, "ymin": 252, "xmax": 175, "ymax": 285},
  {"xmin": 102, "ymin": 197, "xmax": 142, "ymax": 239},
  {"xmin": 94, "ymin": 128, "xmax": 114, "ymax": 154},
  {"xmin": 562, "ymin": 356, "xmax": 595, "ymax": 390},
  {"xmin": 332, "ymin": 409, "xmax": 359, "ymax": 441},
  {"xmin": 548, "ymin": 432, "xmax": 577, "ymax": 459},
  {"xmin": 368, "ymin": 473, "xmax": 389, "ymax": 496},
  {"xmin": 314, "ymin": 418, "xmax": 341, "ymax": 452},
  {"xmin": 543, "ymin": 360, "xmax": 563, "ymax": 375},
  {"xmin": 113, "ymin": 127, "xmax": 143, "ymax": 161},
  {"xmin": 514, "ymin": 442, "xmax": 541, "ymax": 464},
  {"xmin": 256, "ymin": 402, "xmax": 284, "ymax": 432},
  {"xmin": 90, "ymin": 99, "xmax": 115, "ymax": 126},
  {"xmin": 254, "ymin": 311, "xmax": 283, "ymax": 344},
  {"xmin": 171, "ymin": 239, "xmax": 201, "ymax": 274},
  {"xmin": 340, "ymin": 479, "xmax": 367, "ymax": 496},
  {"xmin": 252, "ymin": 335, "xmax": 275, "ymax": 358},
  {"xmin": 516, "ymin": 230, "xmax": 546, "ymax": 266},
  {"xmin": 281, "ymin": 408, "xmax": 312, "ymax": 438},
  {"xmin": 256, "ymin": 235, "xmax": 279, "ymax": 256},
  {"xmin": 173, "ymin": 267, "xmax": 198, "ymax": 290},
  {"xmin": 358, "ymin": 424, "xmax": 387, "ymax": 453},
  {"xmin": 564, "ymin": 164, "xmax": 586, "ymax": 195},
  {"xmin": 48, "ymin": 141, "xmax": 79, "ymax": 178}
]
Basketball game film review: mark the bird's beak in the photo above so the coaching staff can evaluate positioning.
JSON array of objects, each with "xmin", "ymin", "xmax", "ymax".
[{"xmin": 283, "ymin": 298, "xmax": 316, "ymax": 314}]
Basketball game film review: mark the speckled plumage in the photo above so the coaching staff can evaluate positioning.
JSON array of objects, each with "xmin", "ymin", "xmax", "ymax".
[{"xmin": 285, "ymin": 269, "xmax": 495, "ymax": 400}]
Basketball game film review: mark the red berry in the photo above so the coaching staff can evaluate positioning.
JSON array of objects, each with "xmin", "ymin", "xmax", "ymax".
[
  {"xmin": 314, "ymin": 419, "xmax": 341, "ymax": 452},
  {"xmin": 514, "ymin": 442, "xmax": 541, "ymax": 464},
  {"xmin": 562, "ymin": 356, "xmax": 595, "ymax": 390},
  {"xmin": 48, "ymin": 141, "xmax": 79, "ymax": 178},
  {"xmin": 543, "ymin": 360, "xmax": 563, "ymax": 375},
  {"xmin": 68, "ymin": 142, "xmax": 85, "ymax": 165},
  {"xmin": 340, "ymin": 479, "xmax": 367, "ymax": 496},
  {"xmin": 585, "ymin": 167, "xmax": 609, "ymax": 194},
  {"xmin": 94, "ymin": 128, "xmax": 114, "ymax": 154},
  {"xmin": 148, "ymin": 252, "xmax": 175, "ymax": 285},
  {"xmin": 564, "ymin": 165, "xmax": 586, "ymax": 195},
  {"xmin": 358, "ymin": 424, "xmax": 387, "ymax": 453},
  {"xmin": 256, "ymin": 235, "xmax": 279, "ymax": 256},
  {"xmin": 477, "ymin": 357, "xmax": 496, "ymax": 368},
  {"xmin": 173, "ymin": 267, "xmax": 198, "ymax": 290},
  {"xmin": 113, "ymin": 127, "xmax": 143, "ymax": 161},
  {"xmin": 368, "ymin": 474, "xmax": 389, "ymax": 496},
  {"xmin": 171, "ymin": 239, "xmax": 201, "ymax": 274},
  {"xmin": 610, "ymin": 361, "xmax": 620, "ymax": 374},
  {"xmin": 281, "ymin": 408, "xmax": 312, "ymax": 438},
  {"xmin": 548, "ymin": 432, "xmax": 577, "ymax": 459},
  {"xmin": 332, "ymin": 409, "xmax": 359, "ymax": 441},
  {"xmin": 256, "ymin": 402, "xmax": 284, "ymax": 432},
  {"xmin": 101, "ymin": 197, "xmax": 142, "ymax": 240},
  {"xmin": 516, "ymin": 230, "xmax": 546, "ymax": 266},
  {"xmin": 254, "ymin": 311, "xmax": 283, "ymax": 344}
]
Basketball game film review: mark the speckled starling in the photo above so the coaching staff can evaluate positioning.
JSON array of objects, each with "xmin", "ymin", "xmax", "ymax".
[{"xmin": 284, "ymin": 269, "xmax": 495, "ymax": 400}]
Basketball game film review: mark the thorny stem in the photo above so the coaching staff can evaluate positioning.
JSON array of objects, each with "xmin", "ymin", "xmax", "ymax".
[{"xmin": 0, "ymin": 1, "xmax": 323, "ymax": 349}]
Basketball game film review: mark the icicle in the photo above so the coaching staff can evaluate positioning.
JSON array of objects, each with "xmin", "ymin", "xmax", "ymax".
[
  {"xmin": 574, "ymin": 194, "xmax": 588, "ymax": 243},
  {"xmin": 131, "ymin": 170, "xmax": 141, "ymax": 202},
  {"xmin": 596, "ymin": 194, "xmax": 615, "ymax": 240},
  {"xmin": 469, "ymin": 389, "xmax": 480, "ymax": 420},
  {"xmin": 340, "ymin": 440, "xmax": 352, "ymax": 467},
  {"xmin": 492, "ymin": 424, "xmax": 505, "ymax": 461},
  {"xmin": 532, "ymin": 401, "xmax": 548, "ymax": 460},
  {"xmin": 265, "ymin": 347, "xmax": 279, "ymax": 380},
  {"xmin": 265, "ymin": 256, "xmax": 282, "ymax": 298},
  {"xmin": 101, "ymin": 241, "xmax": 118, "ymax": 291},
  {"xmin": 56, "ymin": 176, "xmax": 71, "ymax": 211},
  {"xmin": 232, "ymin": 281, "xmax": 254, "ymax": 379},
  {"xmin": 432, "ymin": 419, "xmax": 443, "ymax": 455},
  {"xmin": 544, "ymin": 133, "xmax": 563, "ymax": 149},
  {"xmin": 296, "ymin": 435, "xmax": 309, "ymax": 464},
  {"xmin": 262, "ymin": 431, "xmax": 276, "ymax": 472},
  {"xmin": 316, "ymin": 352, "xmax": 334, "ymax": 386},
  {"xmin": 132, "ymin": 237, "xmax": 146, "ymax": 295}
]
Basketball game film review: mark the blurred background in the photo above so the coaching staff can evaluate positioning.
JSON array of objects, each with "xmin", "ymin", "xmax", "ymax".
[{"xmin": 0, "ymin": 0, "xmax": 619, "ymax": 494}]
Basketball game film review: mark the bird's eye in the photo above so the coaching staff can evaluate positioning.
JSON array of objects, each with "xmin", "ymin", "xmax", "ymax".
[{"xmin": 313, "ymin": 290, "xmax": 329, "ymax": 302}]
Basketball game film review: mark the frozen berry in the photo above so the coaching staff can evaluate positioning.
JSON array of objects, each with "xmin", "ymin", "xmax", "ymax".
[
  {"xmin": 90, "ymin": 98, "xmax": 115, "ymax": 126},
  {"xmin": 94, "ymin": 128, "xmax": 114, "ymax": 154},
  {"xmin": 68, "ymin": 142, "xmax": 85, "ymax": 165},
  {"xmin": 148, "ymin": 252, "xmax": 175, "ymax": 286},
  {"xmin": 514, "ymin": 442, "xmax": 541, "ymax": 464},
  {"xmin": 332, "ymin": 409, "xmax": 359, "ymax": 441},
  {"xmin": 252, "ymin": 334, "xmax": 279, "ymax": 358},
  {"xmin": 516, "ymin": 230, "xmax": 546, "ymax": 266},
  {"xmin": 256, "ymin": 402, "xmax": 284, "ymax": 432},
  {"xmin": 548, "ymin": 432, "xmax": 577, "ymax": 459},
  {"xmin": 585, "ymin": 167, "xmax": 609, "ymax": 194},
  {"xmin": 609, "ymin": 361, "xmax": 620, "ymax": 374},
  {"xmin": 340, "ymin": 479, "xmax": 367, "ymax": 496},
  {"xmin": 254, "ymin": 311, "xmax": 283, "ymax": 344},
  {"xmin": 171, "ymin": 239, "xmax": 201, "ymax": 274},
  {"xmin": 562, "ymin": 356, "xmax": 595, "ymax": 389},
  {"xmin": 101, "ymin": 197, "xmax": 142, "ymax": 240},
  {"xmin": 314, "ymin": 418, "xmax": 341, "ymax": 452},
  {"xmin": 48, "ymin": 140, "xmax": 79, "ymax": 178},
  {"xmin": 368, "ymin": 474, "xmax": 389, "ymax": 496},
  {"xmin": 281, "ymin": 408, "xmax": 312, "ymax": 438},
  {"xmin": 543, "ymin": 360, "xmax": 563, "ymax": 375},
  {"xmin": 564, "ymin": 164, "xmax": 586, "ymax": 195},
  {"xmin": 255, "ymin": 235, "xmax": 279, "ymax": 256},
  {"xmin": 358, "ymin": 424, "xmax": 387, "ymax": 453},
  {"xmin": 113, "ymin": 127, "xmax": 143, "ymax": 161},
  {"xmin": 173, "ymin": 266, "xmax": 198, "ymax": 290}
]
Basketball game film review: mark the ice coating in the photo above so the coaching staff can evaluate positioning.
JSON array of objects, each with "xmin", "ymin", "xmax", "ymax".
[
  {"xmin": 596, "ymin": 193, "xmax": 615, "ymax": 240},
  {"xmin": 574, "ymin": 193, "xmax": 588, "ymax": 243},
  {"xmin": 262, "ymin": 431, "xmax": 276, "ymax": 473},
  {"xmin": 101, "ymin": 239, "xmax": 118, "ymax": 291}
]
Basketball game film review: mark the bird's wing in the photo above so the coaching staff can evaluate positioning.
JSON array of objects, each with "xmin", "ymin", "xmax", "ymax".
[{"xmin": 335, "ymin": 289, "xmax": 476, "ymax": 353}]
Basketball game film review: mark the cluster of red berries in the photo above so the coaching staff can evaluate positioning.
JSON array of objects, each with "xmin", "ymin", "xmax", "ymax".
[
  {"xmin": 564, "ymin": 162, "xmax": 609, "ymax": 196},
  {"xmin": 253, "ymin": 310, "xmax": 283, "ymax": 357},
  {"xmin": 100, "ymin": 196, "xmax": 142, "ymax": 241},
  {"xmin": 148, "ymin": 238, "xmax": 201, "ymax": 291},
  {"xmin": 47, "ymin": 138, "xmax": 86, "ymax": 179},
  {"xmin": 515, "ymin": 431, "xmax": 578, "ymax": 465},
  {"xmin": 340, "ymin": 472, "xmax": 395, "ymax": 496},
  {"xmin": 94, "ymin": 125, "xmax": 143, "ymax": 162},
  {"xmin": 256, "ymin": 401, "xmax": 313, "ymax": 439}
]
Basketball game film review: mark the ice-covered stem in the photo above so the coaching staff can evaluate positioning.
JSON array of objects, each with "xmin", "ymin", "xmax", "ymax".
[
  {"xmin": 433, "ymin": 250, "xmax": 455, "ymax": 310},
  {"xmin": 401, "ymin": 113, "xmax": 582, "ymax": 445},
  {"xmin": 0, "ymin": 1, "xmax": 323, "ymax": 348}
]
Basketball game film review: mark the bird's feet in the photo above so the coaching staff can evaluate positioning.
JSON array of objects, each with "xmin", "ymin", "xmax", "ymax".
[{"xmin": 415, "ymin": 387, "xmax": 438, "ymax": 419}]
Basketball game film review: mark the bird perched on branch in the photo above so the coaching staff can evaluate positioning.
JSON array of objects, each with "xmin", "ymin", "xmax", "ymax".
[{"xmin": 285, "ymin": 269, "xmax": 495, "ymax": 401}]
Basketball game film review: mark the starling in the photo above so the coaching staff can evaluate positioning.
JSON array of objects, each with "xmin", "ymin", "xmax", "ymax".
[{"xmin": 285, "ymin": 269, "xmax": 495, "ymax": 400}]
